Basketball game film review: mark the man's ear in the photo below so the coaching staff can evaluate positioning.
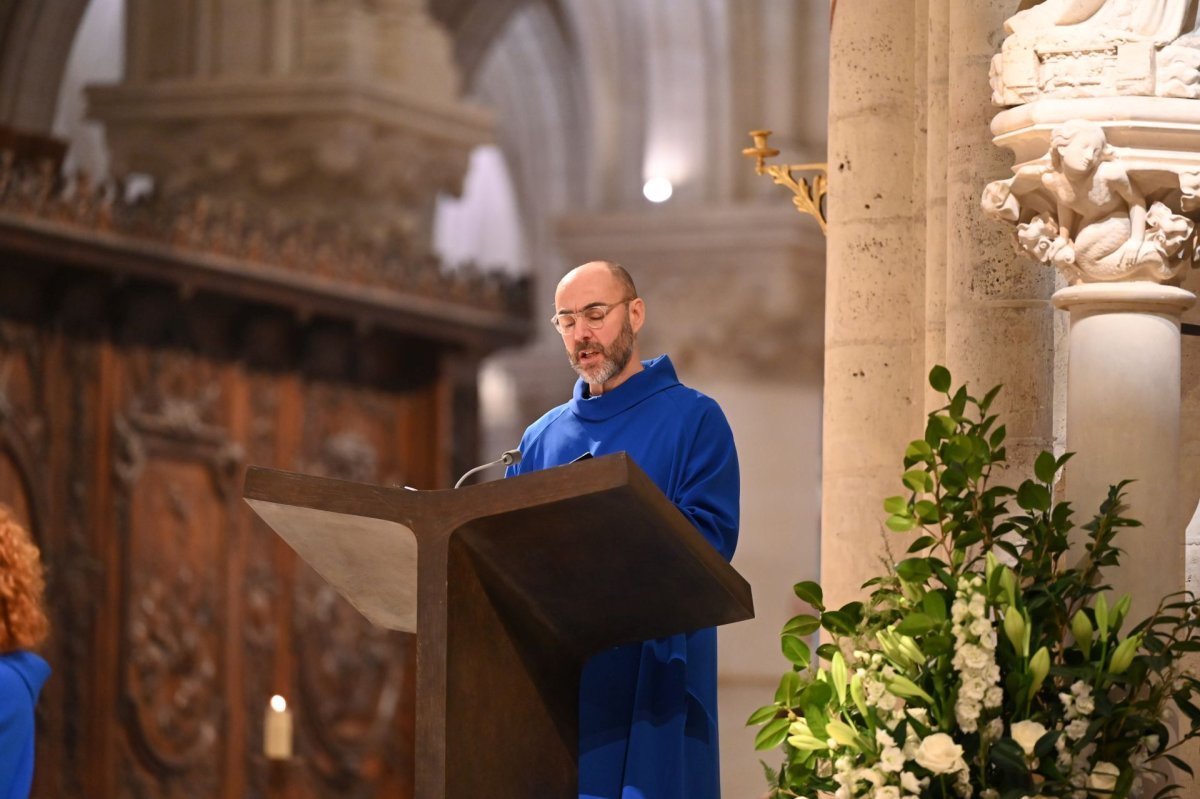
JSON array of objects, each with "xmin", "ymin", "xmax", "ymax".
[{"xmin": 628, "ymin": 297, "xmax": 646, "ymax": 334}]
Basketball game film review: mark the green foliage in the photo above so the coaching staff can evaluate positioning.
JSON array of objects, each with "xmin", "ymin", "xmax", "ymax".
[{"xmin": 749, "ymin": 366, "xmax": 1200, "ymax": 799}]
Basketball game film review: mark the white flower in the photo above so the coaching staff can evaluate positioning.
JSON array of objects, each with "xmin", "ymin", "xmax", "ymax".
[
  {"xmin": 875, "ymin": 728, "xmax": 896, "ymax": 748},
  {"xmin": 914, "ymin": 733, "xmax": 966, "ymax": 775},
  {"xmin": 879, "ymin": 746, "xmax": 905, "ymax": 773},
  {"xmin": 1011, "ymin": 720, "xmax": 1048, "ymax": 757},
  {"xmin": 900, "ymin": 770, "xmax": 926, "ymax": 794},
  {"xmin": 960, "ymin": 677, "xmax": 986, "ymax": 702},
  {"xmin": 1067, "ymin": 718, "xmax": 1089, "ymax": 740},
  {"xmin": 875, "ymin": 787, "xmax": 901, "ymax": 799},
  {"xmin": 1087, "ymin": 762, "xmax": 1120, "ymax": 794},
  {"xmin": 959, "ymin": 644, "xmax": 991, "ymax": 671},
  {"xmin": 970, "ymin": 617, "xmax": 993, "ymax": 638}
]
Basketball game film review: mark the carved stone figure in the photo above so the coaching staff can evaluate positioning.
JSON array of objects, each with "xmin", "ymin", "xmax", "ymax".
[
  {"xmin": 991, "ymin": 0, "xmax": 1200, "ymax": 103},
  {"xmin": 1004, "ymin": 0, "xmax": 1193, "ymax": 41},
  {"xmin": 982, "ymin": 119, "xmax": 1195, "ymax": 284}
]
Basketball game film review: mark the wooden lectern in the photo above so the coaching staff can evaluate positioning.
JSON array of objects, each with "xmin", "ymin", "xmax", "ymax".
[{"xmin": 243, "ymin": 452, "xmax": 754, "ymax": 798}]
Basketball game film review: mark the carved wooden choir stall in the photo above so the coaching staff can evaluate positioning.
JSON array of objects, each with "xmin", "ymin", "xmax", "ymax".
[{"xmin": 0, "ymin": 128, "xmax": 529, "ymax": 798}]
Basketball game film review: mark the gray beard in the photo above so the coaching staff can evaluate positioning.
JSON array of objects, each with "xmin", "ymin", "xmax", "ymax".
[{"xmin": 571, "ymin": 317, "xmax": 635, "ymax": 388}]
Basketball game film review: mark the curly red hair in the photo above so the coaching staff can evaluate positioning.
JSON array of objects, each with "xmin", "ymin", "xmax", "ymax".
[{"xmin": 0, "ymin": 504, "xmax": 49, "ymax": 652}]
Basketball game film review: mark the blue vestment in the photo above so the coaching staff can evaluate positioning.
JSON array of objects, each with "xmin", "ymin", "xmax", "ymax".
[
  {"xmin": 0, "ymin": 650, "xmax": 50, "ymax": 799},
  {"xmin": 508, "ymin": 355, "xmax": 739, "ymax": 799}
]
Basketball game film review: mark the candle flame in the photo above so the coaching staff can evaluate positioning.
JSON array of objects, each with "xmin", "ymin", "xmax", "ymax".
[{"xmin": 270, "ymin": 694, "xmax": 287, "ymax": 712}]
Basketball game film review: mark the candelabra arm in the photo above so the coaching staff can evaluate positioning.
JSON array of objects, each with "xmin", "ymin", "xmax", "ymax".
[{"xmin": 742, "ymin": 130, "xmax": 828, "ymax": 236}]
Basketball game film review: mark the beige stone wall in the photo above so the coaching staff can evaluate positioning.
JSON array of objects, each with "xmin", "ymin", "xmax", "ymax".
[{"xmin": 822, "ymin": 0, "xmax": 1056, "ymax": 612}]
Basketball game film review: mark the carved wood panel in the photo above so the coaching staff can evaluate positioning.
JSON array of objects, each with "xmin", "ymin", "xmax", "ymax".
[{"xmin": 0, "ymin": 300, "xmax": 443, "ymax": 799}]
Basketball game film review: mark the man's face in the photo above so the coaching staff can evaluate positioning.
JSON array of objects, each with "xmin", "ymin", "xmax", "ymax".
[
  {"xmin": 568, "ymin": 312, "xmax": 635, "ymax": 385},
  {"xmin": 553, "ymin": 266, "xmax": 642, "ymax": 390}
]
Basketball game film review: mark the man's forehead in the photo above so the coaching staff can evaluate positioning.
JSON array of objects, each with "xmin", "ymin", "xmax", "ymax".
[{"xmin": 554, "ymin": 267, "xmax": 619, "ymax": 307}]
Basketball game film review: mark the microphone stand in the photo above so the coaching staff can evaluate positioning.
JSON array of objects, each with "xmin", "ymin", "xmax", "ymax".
[{"xmin": 453, "ymin": 449, "xmax": 522, "ymax": 489}]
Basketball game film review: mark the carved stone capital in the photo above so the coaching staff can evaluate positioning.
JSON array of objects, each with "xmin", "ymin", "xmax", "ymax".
[{"xmin": 984, "ymin": 100, "xmax": 1200, "ymax": 286}]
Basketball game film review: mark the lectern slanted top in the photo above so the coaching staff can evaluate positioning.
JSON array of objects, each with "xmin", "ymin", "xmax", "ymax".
[{"xmin": 243, "ymin": 452, "xmax": 754, "ymax": 798}]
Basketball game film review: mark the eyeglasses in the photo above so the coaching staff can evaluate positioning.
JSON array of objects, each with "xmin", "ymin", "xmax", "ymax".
[{"xmin": 551, "ymin": 297, "xmax": 636, "ymax": 333}]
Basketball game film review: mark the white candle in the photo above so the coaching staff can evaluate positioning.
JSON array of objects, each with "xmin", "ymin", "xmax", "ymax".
[{"xmin": 264, "ymin": 694, "xmax": 293, "ymax": 760}]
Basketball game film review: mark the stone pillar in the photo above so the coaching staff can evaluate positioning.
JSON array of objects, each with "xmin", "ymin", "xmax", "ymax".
[
  {"xmin": 823, "ymin": 1, "xmax": 1057, "ymax": 612},
  {"xmin": 984, "ymin": 17, "xmax": 1200, "ymax": 623},
  {"xmin": 822, "ymin": 1, "xmax": 925, "ymax": 611},
  {"xmin": 1053, "ymin": 284, "xmax": 1193, "ymax": 617},
  {"xmin": 945, "ymin": 1, "xmax": 1057, "ymax": 477}
]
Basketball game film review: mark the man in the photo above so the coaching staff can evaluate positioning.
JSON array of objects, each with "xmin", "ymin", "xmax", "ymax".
[{"xmin": 507, "ymin": 260, "xmax": 739, "ymax": 799}]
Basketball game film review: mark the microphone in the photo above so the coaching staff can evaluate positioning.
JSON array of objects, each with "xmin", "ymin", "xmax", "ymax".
[{"xmin": 453, "ymin": 449, "xmax": 522, "ymax": 489}]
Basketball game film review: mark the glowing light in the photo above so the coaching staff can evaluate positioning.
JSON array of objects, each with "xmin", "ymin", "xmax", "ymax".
[
  {"xmin": 642, "ymin": 177, "xmax": 673, "ymax": 203},
  {"xmin": 270, "ymin": 695, "xmax": 287, "ymax": 712}
]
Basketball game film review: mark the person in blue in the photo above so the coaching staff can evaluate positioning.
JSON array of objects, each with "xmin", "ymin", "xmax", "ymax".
[
  {"xmin": 507, "ymin": 260, "xmax": 739, "ymax": 799},
  {"xmin": 0, "ymin": 504, "xmax": 51, "ymax": 799}
]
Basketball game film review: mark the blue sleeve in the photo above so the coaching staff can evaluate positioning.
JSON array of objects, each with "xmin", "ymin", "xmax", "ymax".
[{"xmin": 674, "ymin": 402, "xmax": 739, "ymax": 561}]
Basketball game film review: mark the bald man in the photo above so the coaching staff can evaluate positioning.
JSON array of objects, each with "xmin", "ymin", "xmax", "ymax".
[{"xmin": 507, "ymin": 261, "xmax": 740, "ymax": 799}]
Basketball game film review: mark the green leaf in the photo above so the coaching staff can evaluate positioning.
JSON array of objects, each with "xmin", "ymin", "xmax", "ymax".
[
  {"xmin": 782, "ymin": 634, "xmax": 812, "ymax": 667},
  {"xmin": 1096, "ymin": 593, "xmax": 1110, "ymax": 641},
  {"xmin": 1017, "ymin": 480, "xmax": 1051, "ymax": 511},
  {"xmin": 745, "ymin": 704, "xmax": 780, "ymax": 726},
  {"xmin": 782, "ymin": 614, "xmax": 822, "ymax": 637},
  {"xmin": 821, "ymin": 610, "xmax": 856, "ymax": 636},
  {"xmin": 989, "ymin": 424, "xmax": 1007, "ymax": 448},
  {"xmin": 948, "ymin": 389, "xmax": 968, "ymax": 421},
  {"xmin": 831, "ymin": 651, "xmax": 848, "ymax": 705},
  {"xmin": 922, "ymin": 590, "xmax": 947, "ymax": 621},
  {"xmin": 886, "ymin": 514, "xmax": 918, "ymax": 532},
  {"xmin": 793, "ymin": 581, "xmax": 824, "ymax": 609},
  {"xmin": 775, "ymin": 670, "xmax": 800, "ymax": 704},
  {"xmin": 798, "ymin": 680, "xmax": 833, "ymax": 709},
  {"xmin": 754, "ymin": 717, "xmax": 791, "ymax": 751},
  {"xmin": 895, "ymin": 612, "xmax": 937, "ymax": 636},
  {"xmin": 929, "ymin": 365, "xmax": 951, "ymax": 393},
  {"xmin": 883, "ymin": 495, "xmax": 908, "ymax": 515},
  {"xmin": 902, "ymin": 469, "xmax": 932, "ymax": 493},
  {"xmin": 904, "ymin": 439, "xmax": 933, "ymax": 461},
  {"xmin": 896, "ymin": 557, "xmax": 933, "ymax": 583},
  {"xmin": 1034, "ymin": 450, "xmax": 1057, "ymax": 483},
  {"xmin": 989, "ymin": 738, "xmax": 1030, "ymax": 779},
  {"xmin": 980, "ymin": 383, "xmax": 1002, "ymax": 412},
  {"xmin": 1165, "ymin": 754, "xmax": 1195, "ymax": 777},
  {"xmin": 955, "ymin": 529, "xmax": 984, "ymax": 548},
  {"xmin": 913, "ymin": 499, "xmax": 938, "ymax": 522},
  {"xmin": 907, "ymin": 535, "xmax": 937, "ymax": 553}
]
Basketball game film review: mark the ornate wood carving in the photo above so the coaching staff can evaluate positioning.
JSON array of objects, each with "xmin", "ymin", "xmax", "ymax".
[
  {"xmin": 0, "ymin": 129, "xmax": 458, "ymax": 799},
  {"xmin": 291, "ymin": 381, "xmax": 415, "ymax": 794},
  {"xmin": 114, "ymin": 351, "xmax": 242, "ymax": 798}
]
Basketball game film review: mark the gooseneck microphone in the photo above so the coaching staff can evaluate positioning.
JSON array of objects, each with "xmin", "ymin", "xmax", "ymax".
[{"xmin": 453, "ymin": 449, "xmax": 522, "ymax": 489}]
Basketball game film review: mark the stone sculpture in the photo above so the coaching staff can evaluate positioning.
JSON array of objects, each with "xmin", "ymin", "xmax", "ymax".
[
  {"xmin": 991, "ymin": 0, "xmax": 1200, "ymax": 103},
  {"xmin": 981, "ymin": 119, "xmax": 1194, "ymax": 284}
]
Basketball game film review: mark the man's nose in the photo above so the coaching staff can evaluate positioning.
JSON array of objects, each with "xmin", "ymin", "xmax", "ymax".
[{"xmin": 571, "ymin": 321, "xmax": 593, "ymax": 342}]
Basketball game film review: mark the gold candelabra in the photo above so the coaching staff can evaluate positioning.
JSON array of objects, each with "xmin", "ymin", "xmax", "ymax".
[{"xmin": 742, "ymin": 130, "xmax": 828, "ymax": 235}]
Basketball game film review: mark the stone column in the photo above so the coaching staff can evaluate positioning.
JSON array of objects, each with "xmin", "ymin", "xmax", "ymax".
[
  {"xmin": 985, "ymin": 18, "xmax": 1200, "ymax": 621},
  {"xmin": 1053, "ymin": 284, "xmax": 1193, "ymax": 615},
  {"xmin": 822, "ymin": 1, "xmax": 926, "ymax": 612}
]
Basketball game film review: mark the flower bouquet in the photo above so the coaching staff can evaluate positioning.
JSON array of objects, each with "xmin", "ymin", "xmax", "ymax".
[{"xmin": 749, "ymin": 367, "xmax": 1200, "ymax": 799}]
